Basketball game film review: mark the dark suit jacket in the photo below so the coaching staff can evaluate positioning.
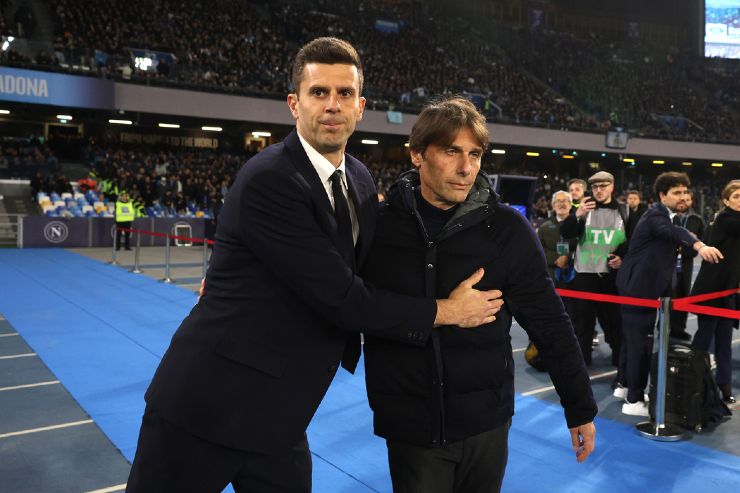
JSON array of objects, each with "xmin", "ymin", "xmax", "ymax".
[
  {"xmin": 144, "ymin": 129, "xmax": 436, "ymax": 454},
  {"xmin": 617, "ymin": 203, "xmax": 697, "ymax": 299}
]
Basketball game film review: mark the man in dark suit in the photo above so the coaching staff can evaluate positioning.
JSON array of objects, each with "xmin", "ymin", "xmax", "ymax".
[
  {"xmin": 625, "ymin": 189, "xmax": 647, "ymax": 238},
  {"xmin": 126, "ymin": 38, "xmax": 503, "ymax": 493},
  {"xmin": 669, "ymin": 191, "xmax": 705, "ymax": 340},
  {"xmin": 616, "ymin": 172, "xmax": 722, "ymax": 417}
]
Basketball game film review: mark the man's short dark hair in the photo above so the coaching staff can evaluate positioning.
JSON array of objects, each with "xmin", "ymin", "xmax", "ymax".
[
  {"xmin": 567, "ymin": 178, "xmax": 587, "ymax": 190},
  {"xmin": 654, "ymin": 172, "xmax": 690, "ymax": 196},
  {"xmin": 290, "ymin": 37, "xmax": 363, "ymax": 94},
  {"xmin": 627, "ymin": 190, "xmax": 641, "ymax": 198},
  {"xmin": 409, "ymin": 96, "xmax": 489, "ymax": 154}
]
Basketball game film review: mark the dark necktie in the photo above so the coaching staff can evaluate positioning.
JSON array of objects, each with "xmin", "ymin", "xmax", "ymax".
[
  {"xmin": 330, "ymin": 171, "xmax": 361, "ymax": 373},
  {"xmin": 672, "ymin": 214, "xmax": 682, "ymax": 226},
  {"xmin": 330, "ymin": 170, "xmax": 356, "ymax": 272}
]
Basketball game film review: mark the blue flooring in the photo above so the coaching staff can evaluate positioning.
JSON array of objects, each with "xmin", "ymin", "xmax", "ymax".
[{"xmin": 1, "ymin": 248, "xmax": 739, "ymax": 492}]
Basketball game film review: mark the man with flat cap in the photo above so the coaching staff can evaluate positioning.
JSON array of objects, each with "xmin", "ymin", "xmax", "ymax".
[{"xmin": 561, "ymin": 171, "xmax": 629, "ymax": 379}]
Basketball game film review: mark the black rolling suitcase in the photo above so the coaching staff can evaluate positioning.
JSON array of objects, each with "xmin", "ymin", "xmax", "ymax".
[{"xmin": 648, "ymin": 345, "xmax": 731, "ymax": 432}]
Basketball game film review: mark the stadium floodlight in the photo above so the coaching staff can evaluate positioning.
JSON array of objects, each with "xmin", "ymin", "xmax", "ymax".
[
  {"xmin": 202, "ymin": 126, "xmax": 222, "ymax": 132},
  {"xmin": 252, "ymin": 131, "xmax": 271, "ymax": 137},
  {"xmin": 0, "ymin": 109, "xmax": 9, "ymax": 114},
  {"xmin": 404, "ymin": 142, "xmax": 409, "ymax": 147},
  {"xmin": 562, "ymin": 155, "xmax": 574, "ymax": 159},
  {"xmin": 158, "ymin": 123, "xmax": 180, "ymax": 128},
  {"xmin": 623, "ymin": 158, "xmax": 635, "ymax": 163},
  {"xmin": 652, "ymin": 160, "xmax": 665, "ymax": 164},
  {"xmin": 57, "ymin": 114, "xmax": 73, "ymax": 120},
  {"xmin": 491, "ymin": 149, "xmax": 506, "ymax": 154},
  {"xmin": 681, "ymin": 162, "xmax": 693, "ymax": 166},
  {"xmin": 711, "ymin": 162, "xmax": 724, "ymax": 167},
  {"xmin": 361, "ymin": 139, "xmax": 379, "ymax": 145},
  {"xmin": 109, "ymin": 119, "xmax": 133, "ymax": 125},
  {"xmin": 526, "ymin": 152, "xmax": 540, "ymax": 157}
]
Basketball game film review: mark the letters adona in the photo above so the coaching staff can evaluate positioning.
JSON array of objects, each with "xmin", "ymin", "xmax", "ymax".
[{"xmin": 0, "ymin": 74, "xmax": 49, "ymax": 97}]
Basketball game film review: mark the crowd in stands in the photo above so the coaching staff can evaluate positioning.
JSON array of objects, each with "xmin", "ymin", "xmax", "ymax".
[
  {"xmin": 44, "ymin": 0, "xmax": 587, "ymax": 126},
  {"xmin": 2, "ymin": 1, "xmax": 738, "ymax": 142},
  {"xmin": 496, "ymin": 26, "xmax": 740, "ymax": 143},
  {"xmin": 86, "ymin": 146, "xmax": 250, "ymax": 217},
  {"xmin": 0, "ymin": 136, "xmax": 60, "ymax": 178},
  {"xmin": 7, "ymin": 138, "xmax": 727, "ymax": 224}
]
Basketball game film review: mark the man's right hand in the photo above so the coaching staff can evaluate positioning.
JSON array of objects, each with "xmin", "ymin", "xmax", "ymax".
[
  {"xmin": 555, "ymin": 255, "xmax": 569, "ymax": 268},
  {"xmin": 575, "ymin": 197, "xmax": 596, "ymax": 218},
  {"xmin": 435, "ymin": 268, "xmax": 504, "ymax": 328}
]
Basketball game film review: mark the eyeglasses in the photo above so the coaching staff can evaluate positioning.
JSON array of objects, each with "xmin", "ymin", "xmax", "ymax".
[
  {"xmin": 590, "ymin": 183, "xmax": 611, "ymax": 190},
  {"xmin": 553, "ymin": 199, "xmax": 571, "ymax": 204}
]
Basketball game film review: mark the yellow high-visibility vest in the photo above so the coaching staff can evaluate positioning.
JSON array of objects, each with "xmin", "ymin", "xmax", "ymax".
[{"xmin": 116, "ymin": 200, "xmax": 135, "ymax": 222}]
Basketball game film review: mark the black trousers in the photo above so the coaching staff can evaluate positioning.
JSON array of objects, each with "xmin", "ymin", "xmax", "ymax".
[
  {"xmin": 692, "ymin": 296, "xmax": 737, "ymax": 387},
  {"xmin": 620, "ymin": 305, "xmax": 656, "ymax": 403},
  {"xmin": 570, "ymin": 273, "xmax": 623, "ymax": 369},
  {"xmin": 386, "ymin": 421, "xmax": 511, "ymax": 493},
  {"xmin": 116, "ymin": 221, "xmax": 132, "ymax": 250},
  {"xmin": 126, "ymin": 407, "xmax": 312, "ymax": 493}
]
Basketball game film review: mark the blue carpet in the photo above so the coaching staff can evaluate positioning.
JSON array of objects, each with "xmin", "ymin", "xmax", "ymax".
[{"xmin": 1, "ymin": 248, "xmax": 738, "ymax": 492}]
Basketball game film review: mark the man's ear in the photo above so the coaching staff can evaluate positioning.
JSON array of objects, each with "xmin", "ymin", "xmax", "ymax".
[
  {"xmin": 287, "ymin": 93, "xmax": 299, "ymax": 119},
  {"xmin": 410, "ymin": 149, "xmax": 423, "ymax": 169}
]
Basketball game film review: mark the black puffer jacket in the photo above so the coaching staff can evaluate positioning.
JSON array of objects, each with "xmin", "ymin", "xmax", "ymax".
[{"xmin": 362, "ymin": 170, "xmax": 597, "ymax": 447}]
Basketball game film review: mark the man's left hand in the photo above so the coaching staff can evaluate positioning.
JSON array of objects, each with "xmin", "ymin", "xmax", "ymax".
[
  {"xmin": 607, "ymin": 255, "xmax": 622, "ymax": 269},
  {"xmin": 570, "ymin": 422, "xmax": 596, "ymax": 463}
]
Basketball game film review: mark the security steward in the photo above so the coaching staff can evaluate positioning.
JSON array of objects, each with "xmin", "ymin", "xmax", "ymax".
[{"xmin": 115, "ymin": 191, "xmax": 135, "ymax": 251}]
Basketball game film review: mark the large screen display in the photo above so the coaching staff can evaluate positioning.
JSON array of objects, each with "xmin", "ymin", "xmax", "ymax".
[{"xmin": 705, "ymin": 0, "xmax": 740, "ymax": 58}]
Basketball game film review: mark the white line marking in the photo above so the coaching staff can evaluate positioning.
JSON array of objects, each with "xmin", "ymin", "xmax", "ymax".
[
  {"xmin": 0, "ymin": 380, "xmax": 60, "ymax": 392},
  {"xmin": 0, "ymin": 333, "xmax": 19, "ymax": 338},
  {"xmin": 84, "ymin": 484, "xmax": 127, "ymax": 493},
  {"xmin": 513, "ymin": 347, "xmax": 526, "ymax": 353},
  {"xmin": 0, "ymin": 352, "xmax": 36, "ymax": 360},
  {"xmin": 0, "ymin": 419, "xmax": 93, "ymax": 439},
  {"xmin": 521, "ymin": 370, "xmax": 618, "ymax": 396}
]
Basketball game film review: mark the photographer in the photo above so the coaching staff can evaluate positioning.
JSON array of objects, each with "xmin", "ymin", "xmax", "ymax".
[{"xmin": 561, "ymin": 172, "xmax": 629, "ymax": 376}]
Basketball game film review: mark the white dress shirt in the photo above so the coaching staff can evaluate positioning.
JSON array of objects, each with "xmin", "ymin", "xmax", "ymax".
[{"xmin": 297, "ymin": 132, "xmax": 359, "ymax": 245}]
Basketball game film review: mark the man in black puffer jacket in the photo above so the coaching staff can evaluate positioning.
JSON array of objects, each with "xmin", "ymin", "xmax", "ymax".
[{"xmin": 362, "ymin": 97, "xmax": 598, "ymax": 493}]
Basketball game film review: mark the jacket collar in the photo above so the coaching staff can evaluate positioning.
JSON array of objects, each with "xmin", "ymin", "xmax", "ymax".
[{"xmin": 390, "ymin": 169, "xmax": 497, "ymax": 222}]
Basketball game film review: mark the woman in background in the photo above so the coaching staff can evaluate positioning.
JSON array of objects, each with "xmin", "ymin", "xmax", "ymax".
[{"xmin": 691, "ymin": 180, "xmax": 740, "ymax": 404}]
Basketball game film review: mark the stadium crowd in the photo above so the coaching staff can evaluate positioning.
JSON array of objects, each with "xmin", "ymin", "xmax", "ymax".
[
  {"xmin": 85, "ymin": 146, "xmax": 248, "ymax": 216},
  {"xmin": 1, "ymin": 1, "xmax": 737, "ymax": 142}
]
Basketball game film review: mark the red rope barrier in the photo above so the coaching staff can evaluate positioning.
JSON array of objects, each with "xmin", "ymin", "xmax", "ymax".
[
  {"xmin": 555, "ymin": 288, "xmax": 661, "ymax": 309},
  {"xmin": 672, "ymin": 301, "xmax": 740, "ymax": 320},
  {"xmin": 670, "ymin": 287, "xmax": 740, "ymax": 305},
  {"xmin": 116, "ymin": 226, "xmax": 215, "ymax": 245},
  {"xmin": 115, "ymin": 225, "xmax": 738, "ymax": 319}
]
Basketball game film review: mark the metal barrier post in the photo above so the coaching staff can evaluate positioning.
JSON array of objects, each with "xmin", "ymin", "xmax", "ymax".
[
  {"xmin": 130, "ymin": 230, "xmax": 143, "ymax": 274},
  {"xmin": 636, "ymin": 297, "xmax": 685, "ymax": 441},
  {"xmin": 202, "ymin": 239, "xmax": 209, "ymax": 279},
  {"xmin": 161, "ymin": 227, "xmax": 174, "ymax": 283},
  {"xmin": 109, "ymin": 225, "xmax": 119, "ymax": 265}
]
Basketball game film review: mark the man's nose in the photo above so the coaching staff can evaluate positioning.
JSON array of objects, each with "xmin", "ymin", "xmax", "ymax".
[
  {"xmin": 459, "ymin": 155, "xmax": 473, "ymax": 175},
  {"xmin": 326, "ymin": 93, "xmax": 341, "ymax": 112}
]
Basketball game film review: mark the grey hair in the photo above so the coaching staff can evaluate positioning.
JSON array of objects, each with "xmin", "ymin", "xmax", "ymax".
[{"xmin": 551, "ymin": 190, "xmax": 572, "ymax": 203}]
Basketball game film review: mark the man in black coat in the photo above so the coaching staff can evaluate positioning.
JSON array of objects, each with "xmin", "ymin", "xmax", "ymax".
[
  {"xmin": 616, "ymin": 172, "xmax": 722, "ymax": 417},
  {"xmin": 362, "ymin": 97, "xmax": 597, "ymax": 493},
  {"xmin": 669, "ymin": 191, "xmax": 705, "ymax": 340},
  {"xmin": 625, "ymin": 189, "xmax": 648, "ymax": 238},
  {"xmin": 126, "ymin": 38, "xmax": 502, "ymax": 493}
]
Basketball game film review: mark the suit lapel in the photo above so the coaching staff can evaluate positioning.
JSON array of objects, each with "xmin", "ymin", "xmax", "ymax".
[
  {"xmin": 345, "ymin": 158, "xmax": 377, "ymax": 266},
  {"xmin": 283, "ymin": 130, "xmax": 340, "ymax": 243}
]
